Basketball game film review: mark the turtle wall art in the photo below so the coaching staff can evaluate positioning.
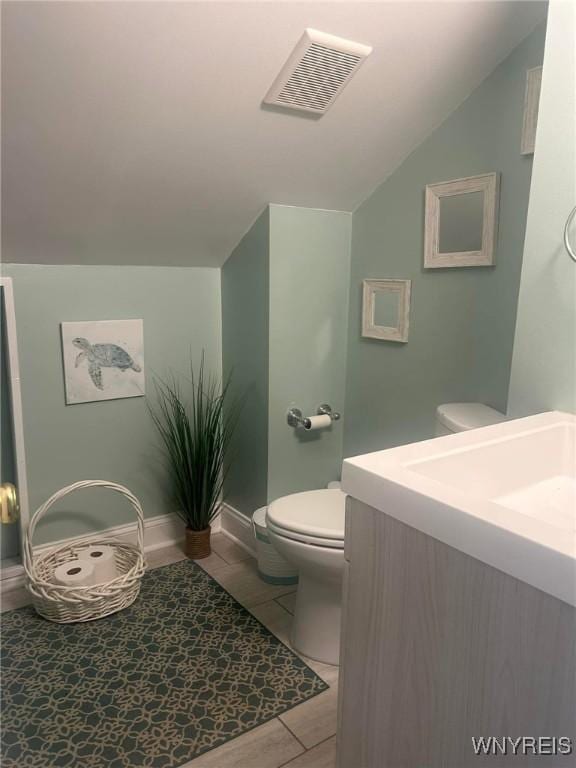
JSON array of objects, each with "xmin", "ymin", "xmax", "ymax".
[{"xmin": 61, "ymin": 320, "xmax": 145, "ymax": 404}]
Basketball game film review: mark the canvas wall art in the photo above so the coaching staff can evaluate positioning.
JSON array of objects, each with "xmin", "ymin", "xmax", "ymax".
[{"xmin": 61, "ymin": 319, "xmax": 145, "ymax": 404}]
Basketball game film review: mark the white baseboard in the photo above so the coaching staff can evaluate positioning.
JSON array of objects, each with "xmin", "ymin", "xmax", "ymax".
[
  {"xmin": 1, "ymin": 510, "xmax": 223, "ymax": 595},
  {"xmin": 220, "ymin": 503, "xmax": 256, "ymax": 557},
  {"xmin": 33, "ymin": 511, "xmax": 187, "ymax": 556},
  {"xmin": 0, "ymin": 563, "xmax": 26, "ymax": 594}
]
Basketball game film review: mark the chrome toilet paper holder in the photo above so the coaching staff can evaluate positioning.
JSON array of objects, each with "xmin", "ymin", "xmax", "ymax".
[{"xmin": 287, "ymin": 403, "xmax": 341, "ymax": 429}]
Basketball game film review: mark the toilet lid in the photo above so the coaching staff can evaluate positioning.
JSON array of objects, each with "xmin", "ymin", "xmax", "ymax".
[
  {"xmin": 436, "ymin": 403, "xmax": 506, "ymax": 432},
  {"xmin": 266, "ymin": 489, "xmax": 346, "ymax": 544}
]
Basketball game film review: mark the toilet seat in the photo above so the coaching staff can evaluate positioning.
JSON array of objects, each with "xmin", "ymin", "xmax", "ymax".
[
  {"xmin": 266, "ymin": 490, "xmax": 346, "ymax": 550},
  {"xmin": 266, "ymin": 520, "xmax": 345, "ymax": 548}
]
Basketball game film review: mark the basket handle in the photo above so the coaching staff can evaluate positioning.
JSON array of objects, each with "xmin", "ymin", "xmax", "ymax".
[{"xmin": 24, "ymin": 480, "xmax": 145, "ymax": 575}]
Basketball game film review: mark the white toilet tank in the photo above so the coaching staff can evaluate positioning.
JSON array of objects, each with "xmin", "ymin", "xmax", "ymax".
[{"xmin": 435, "ymin": 402, "xmax": 506, "ymax": 436}]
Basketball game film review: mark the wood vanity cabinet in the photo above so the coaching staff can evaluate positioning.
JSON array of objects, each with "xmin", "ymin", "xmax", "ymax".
[{"xmin": 336, "ymin": 497, "xmax": 576, "ymax": 768}]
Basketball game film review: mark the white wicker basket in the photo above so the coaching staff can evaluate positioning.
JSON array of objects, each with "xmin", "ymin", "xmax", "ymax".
[{"xmin": 23, "ymin": 480, "xmax": 146, "ymax": 624}]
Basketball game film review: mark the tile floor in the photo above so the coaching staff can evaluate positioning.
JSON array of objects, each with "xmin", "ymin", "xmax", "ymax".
[{"xmin": 1, "ymin": 533, "xmax": 338, "ymax": 768}]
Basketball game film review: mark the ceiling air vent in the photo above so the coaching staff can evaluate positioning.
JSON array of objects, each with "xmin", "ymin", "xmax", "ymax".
[{"xmin": 264, "ymin": 28, "xmax": 372, "ymax": 115}]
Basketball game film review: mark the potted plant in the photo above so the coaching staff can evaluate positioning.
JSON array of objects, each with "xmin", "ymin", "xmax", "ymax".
[{"xmin": 150, "ymin": 355, "xmax": 236, "ymax": 559}]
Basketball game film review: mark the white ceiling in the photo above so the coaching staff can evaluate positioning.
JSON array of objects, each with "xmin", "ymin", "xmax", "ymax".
[{"xmin": 2, "ymin": 1, "xmax": 546, "ymax": 268}]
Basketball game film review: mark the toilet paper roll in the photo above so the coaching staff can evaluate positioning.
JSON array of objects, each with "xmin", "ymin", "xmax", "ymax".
[
  {"xmin": 303, "ymin": 414, "xmax": 332, "ymax": 431},
  {"xmin": 78, "ymin": 545, "xmax": 118, "ymax": 584},
  {"xmin": 53, "ymin": 560, "xmax": 95, "ymax": 587}
]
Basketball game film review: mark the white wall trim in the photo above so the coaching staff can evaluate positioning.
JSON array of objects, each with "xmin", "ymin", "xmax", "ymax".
[
  {"xmin": 0, "ymin": 277, "xmax": 31, "ymax": 541},
  {"xmin": 0, "ymin": 562, "xmax": 26, "ymax": 594},
  {"xmin": 1, "ymin": 510, "xmax": 223, "ymax": 594},
  {"xmin": 33, "ymin": 512, "xmax": 186, "ymax": 556},
  {"xmin": 220, "ymin": 503, "xmax": 256, "ymax": 557}
]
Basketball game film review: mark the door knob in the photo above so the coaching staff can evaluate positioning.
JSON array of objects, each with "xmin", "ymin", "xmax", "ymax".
[{"xmin": 0, "ymin": 483, "xmax": 19, "ymax": 524}]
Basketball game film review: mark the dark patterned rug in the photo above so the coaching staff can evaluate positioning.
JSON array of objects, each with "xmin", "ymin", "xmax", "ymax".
[{"xmin": 1, "ymin": 559, "xmax": 327, "ymax": 768}]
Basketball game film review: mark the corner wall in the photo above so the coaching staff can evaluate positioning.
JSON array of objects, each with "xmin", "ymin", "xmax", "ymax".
[
  {"xmin": 267, "ymin": 205, "xmax": 352, "ymax": 500},
  {"xmin": 344, "ymin": 23, "xmax": 546, "ymax": 457},
  {"xmin": 221, "ymin": 205, "xmax": 352, "ymax": 515},
  {"xmin": 222, "ymin": 209, "xmax": 270, "ymax": 515}
]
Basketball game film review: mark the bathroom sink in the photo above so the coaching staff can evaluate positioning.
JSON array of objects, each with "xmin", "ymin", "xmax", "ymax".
[{"xmin": 342, "ymin": 411, "xmax": 576, "ymax": 605}]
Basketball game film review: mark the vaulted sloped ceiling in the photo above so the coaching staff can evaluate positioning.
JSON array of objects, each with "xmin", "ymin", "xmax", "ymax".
[{"xmin": 2, "ymin": 1, "xmax": 546, "ymax": 267}]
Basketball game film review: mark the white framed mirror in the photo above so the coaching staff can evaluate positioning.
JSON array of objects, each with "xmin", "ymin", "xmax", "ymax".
[
  {"xmin": 362, "ymin": 279, "xmax": 411, "ymax": 342},
  {"xmin": 521, "ymin": 66, "xmax": 542, "ymax": 155},
  {"xmin": 424, "ymin": 173, "xmax": 499, "ymax": 268}
]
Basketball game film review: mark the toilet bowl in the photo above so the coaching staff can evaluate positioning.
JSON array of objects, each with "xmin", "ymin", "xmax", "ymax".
[{"xmin": 266, "ymin": 489, "xmax": 346, "ymax": 665}]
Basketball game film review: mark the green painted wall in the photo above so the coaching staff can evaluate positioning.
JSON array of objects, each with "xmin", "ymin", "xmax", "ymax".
[
  {"xmin": 508, "ymin": 4, "xmax": 576, "ymax": 416},
  {"xmin": 344, "ymin": 23, "xmax": 546, "ymax": 457},
  {"xmin": 222, "ymin": 209, "xmax": 270, "ymax": 515},
  {"xmin": 221, "ymin": 204, "xmax": 352, "ymax": 515},
  {"xmin": 3, "ymin": 263, "xmax": 221, "ymax": 545},
  {"xmin": 267, "ymin": 205, "xmax": 351, "ymax": 501}
]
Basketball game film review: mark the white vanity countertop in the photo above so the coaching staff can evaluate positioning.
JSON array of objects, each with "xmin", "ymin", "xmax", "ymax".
[{"xmin": 342, "ymin": 411, "xmax": 576, "ymax": 606}]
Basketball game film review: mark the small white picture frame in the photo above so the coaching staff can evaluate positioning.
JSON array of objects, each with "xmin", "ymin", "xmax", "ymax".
[
  {"xmin": 362, "ymin": 279, "xmax": 411, "ymax": 343},
  {"xmin": 521, "ymin": 66, "xmax": 542, "ymax": 155},
  {"xmin": 424, "ymin": 172, "xmax": 499, "ymax": 268},
  {"xmin": 61, "ymin": 319, "xmax": 145, "ymax": 405}
]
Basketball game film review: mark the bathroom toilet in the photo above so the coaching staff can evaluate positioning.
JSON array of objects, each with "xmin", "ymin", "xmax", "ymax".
[
  {"xmin": 435, "ymin": 402, "xmax": 507, "ymax": 436},
  {"xmin": 266, "ymin": 489, "xmax": 346, "ymax": 665},
  {"xmin": 266, "ymin": 406, "xmax": 507, "ymax": 667}
]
